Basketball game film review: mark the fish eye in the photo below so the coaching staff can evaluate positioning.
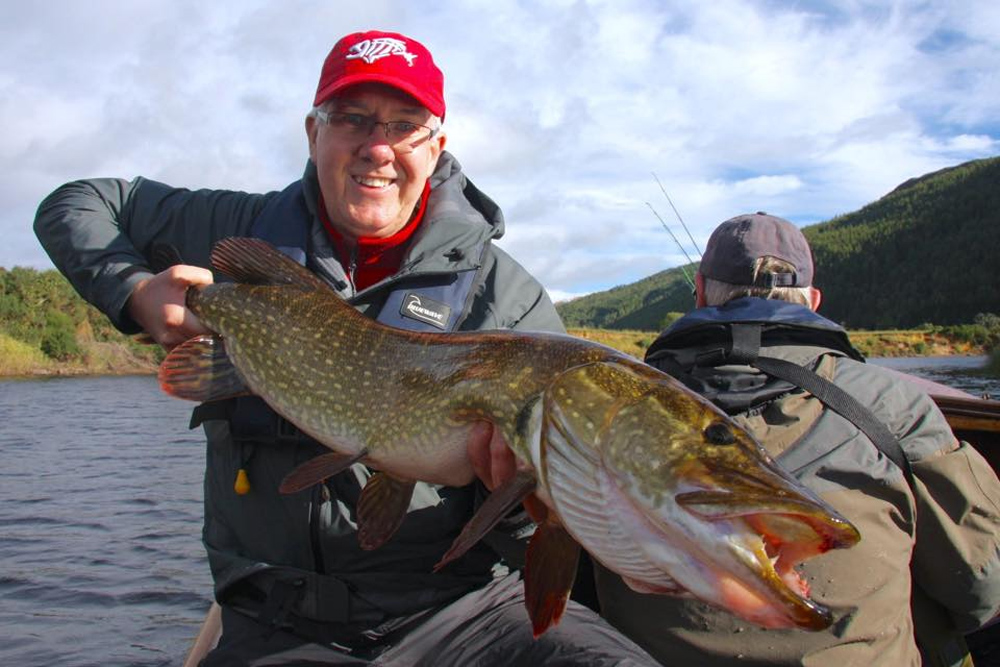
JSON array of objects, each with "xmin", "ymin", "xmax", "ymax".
[{"xmin": 704, "ymin": 421, "xmax": 737, "ymax": 446}]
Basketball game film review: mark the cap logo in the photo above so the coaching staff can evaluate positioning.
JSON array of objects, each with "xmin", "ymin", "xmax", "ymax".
[{"xmin": 346, "ymin": 38, "xmax": 417, "ymax": 67}]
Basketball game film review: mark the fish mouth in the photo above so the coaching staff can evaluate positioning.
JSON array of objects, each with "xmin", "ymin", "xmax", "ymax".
[
  {"xmin": 535, "ymin": 359, "xmax": 861, "ymax": 630},
  {"xmin": 673, "ymin": 484, "xmax": 861, "ymax": 630}
]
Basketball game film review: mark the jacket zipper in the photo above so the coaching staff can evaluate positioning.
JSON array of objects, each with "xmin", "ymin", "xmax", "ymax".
[{"xmin": 347, "ymin": 247, "xmax": 358, "ymax": 290}]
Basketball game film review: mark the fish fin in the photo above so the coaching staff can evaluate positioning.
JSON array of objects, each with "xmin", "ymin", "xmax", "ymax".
[
  {"xmin": 433, "ymin": 470, "xmax": 537, "ymax": 572},
  {"xmin": 356, "ymin": 472, "xmax": 416, "ymax": 551},
  {"xmin": 149, "ymin": 242, "xmax": 184, "ymax": 272},
  {"xmin": 210, "ymin": 238, "xmax": 330, "ymax": 290},
  {"xmin": 158, "ymin": 335, "xmax": 250, "ymax": 401},
  {"xmin": 278, "ymin": 450, "xmax": 368, "ymax": 494},
  {"xmin": 524, "ymin": 521, "xmax": 581, "ymax": 638}
]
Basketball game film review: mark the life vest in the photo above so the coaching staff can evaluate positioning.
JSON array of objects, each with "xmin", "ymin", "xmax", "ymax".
[
  {"xmin": 251, "ymin": 179, "xmax": 486, "ymax": 332},
  {"xmin": 646, "ymin": 297, "xmax": 910, "ymax": 479}
]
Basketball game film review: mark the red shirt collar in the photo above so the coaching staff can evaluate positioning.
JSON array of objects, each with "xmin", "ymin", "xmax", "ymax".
[{"xmin": 318, "ymin": 181, "xmax": 431, "ymax": 290}]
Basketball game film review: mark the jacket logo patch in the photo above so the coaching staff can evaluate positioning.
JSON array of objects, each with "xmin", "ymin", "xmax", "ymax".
[
  {"xmin": 347, "ymin": 38, "xmax": 417, "ymax": 67},
  {"xmin": 401, "ymin": 294, "xmax": 451, "ymax": 329}
]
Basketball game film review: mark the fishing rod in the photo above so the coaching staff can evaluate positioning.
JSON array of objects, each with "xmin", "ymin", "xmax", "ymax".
[
  {"xmin": 644, "ymin": 201, "xmax": 696, "ymax": 291},
  {"xmin": 652, "ymin": 172, "xmax": 703, "ymax": 259},
  {"xmin": 646, "ymin": 173, "xmax": 703, "ymax": 293}
]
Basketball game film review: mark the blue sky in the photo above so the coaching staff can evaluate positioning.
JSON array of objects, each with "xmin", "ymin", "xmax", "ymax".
[{"xmin": 3, "ymin": 0, "xmax": 997, "ymax": 301}]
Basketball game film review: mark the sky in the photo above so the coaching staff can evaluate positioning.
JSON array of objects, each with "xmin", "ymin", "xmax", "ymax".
[{"xmin": 3, "ymin": 1, "xmax": 998, "ymax": 302}]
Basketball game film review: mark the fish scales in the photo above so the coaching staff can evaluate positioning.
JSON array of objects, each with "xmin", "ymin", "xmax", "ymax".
[{"xmin": 191, "ymin": 281, "xmax": 619, "ymax": 472}]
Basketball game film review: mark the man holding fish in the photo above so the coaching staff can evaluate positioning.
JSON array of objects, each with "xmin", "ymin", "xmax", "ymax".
[{"xmin": 35, "ymin": 30, "xmax": 659, "ymax": 665}]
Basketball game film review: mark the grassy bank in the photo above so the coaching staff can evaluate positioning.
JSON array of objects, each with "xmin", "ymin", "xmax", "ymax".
[
  {"xmin": 0, "ymin": 331, "xmax": 159, "ymax": 378},
  {"xmin": 0, "ymin": 327, "xmax": 992, "ymax": 379},
  {"xmin": 566, "ymin": 327, "xmax": 990, "ymax": 360}
]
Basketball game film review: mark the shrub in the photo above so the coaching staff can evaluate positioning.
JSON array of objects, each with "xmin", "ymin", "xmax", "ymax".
[{"xmin": 40, "ymin": 311, "xmax": 82, "ymax": 361}]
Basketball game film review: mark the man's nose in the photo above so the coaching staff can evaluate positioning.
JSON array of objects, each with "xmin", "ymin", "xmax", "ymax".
[{"xmin": 357, "ymin": 127, "xmax": 395, "ymax": 160}]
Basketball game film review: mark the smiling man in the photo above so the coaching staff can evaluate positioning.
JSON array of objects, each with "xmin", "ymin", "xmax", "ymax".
[{"xmin": 34, "ymin": 30, "xmax": 654, "ymax": 666}]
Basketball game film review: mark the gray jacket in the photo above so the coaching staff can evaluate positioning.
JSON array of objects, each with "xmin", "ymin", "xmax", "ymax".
[{"xmin": 34, "ymin": 152, "xmax": 565, "ymax": 628}]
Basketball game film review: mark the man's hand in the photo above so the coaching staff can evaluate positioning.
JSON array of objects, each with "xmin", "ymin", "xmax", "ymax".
[
  {"xmin": 466, "ymin": 421, "xmax": 550, "ymax": 523},
  {"xmin": 128, "ymin": 265, "xmax": 213, "ymax": 349},
  {"xmin": 466, "ymin": 421, "xmax": 518, "ymax": 491}
]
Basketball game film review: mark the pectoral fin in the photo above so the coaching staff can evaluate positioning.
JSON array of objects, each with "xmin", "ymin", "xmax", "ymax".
[
  {"xmin": 524, "ymin": 521, "xmax": 581, "ymax": 638},
  {"xmin": 159, "ymin": 335, "xmax": 250, "ymax": 401},
  {"xmin": 279, "ymin": 450, "xmax": 368, "ymax": 494},
  {"xmin": 433, "ymin": 470, "xmax": 537, "ymax": 572},
  {"xmin": 357, "ymin": 472, "xmax": 416, "ymax": 551}
]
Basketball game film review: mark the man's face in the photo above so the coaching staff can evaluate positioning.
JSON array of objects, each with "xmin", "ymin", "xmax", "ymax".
[{"xmin": 306, "ymin": 82, "xmax": 446, "ymax": 241}]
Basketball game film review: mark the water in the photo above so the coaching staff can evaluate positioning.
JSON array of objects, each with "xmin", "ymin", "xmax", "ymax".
[
  {"xmin": 869, "ymin": 355, "xmax": 1000, "ymax": 399},
  {"xmin": 0, "ymin": 376, "xmax": 211, "ymax": 666},
  {"xmin": 0, "ymin": 357, "xmax": 996, "ymax": 666}
]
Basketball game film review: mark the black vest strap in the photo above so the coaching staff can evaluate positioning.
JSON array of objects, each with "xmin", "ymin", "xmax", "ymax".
[
  {"xmin": 749, "ymin": 355, "xmax": 914, "ymax": 482},
  {"xmin": 728, "ymin": 322, "xmax": 762, "ymax": 364}
]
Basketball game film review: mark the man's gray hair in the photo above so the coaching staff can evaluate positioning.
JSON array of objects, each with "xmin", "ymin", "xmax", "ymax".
[{"xmin": 702, "ymin": 256, "xmax": 813, "ymax": 307}]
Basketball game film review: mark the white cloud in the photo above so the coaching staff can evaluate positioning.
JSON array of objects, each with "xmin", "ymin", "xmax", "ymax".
[{"xmin": 3, "ymin": 0, "xmax": 997, "ymax": 301}]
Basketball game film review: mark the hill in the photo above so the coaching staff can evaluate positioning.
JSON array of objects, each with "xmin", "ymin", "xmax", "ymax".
[
  {"xmin": 556, "ymin": 264, "xmax": 696, "ymax": 331},
  {"xmin": 0, "ymin": 265, "xmax": 161, "ymax": 376},
  {"xmin": 807, "ymin": 157, "xmax": 1000, "ymax": 328},
  {"xmin": 558, "ymin": 156, "xmax": 1000, "ymax": 331}
]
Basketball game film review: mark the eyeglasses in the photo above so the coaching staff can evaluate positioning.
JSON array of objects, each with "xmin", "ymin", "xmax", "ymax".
[{"xmin": 312, "ymin": 110, "xmax": 439, "ymax": 153}]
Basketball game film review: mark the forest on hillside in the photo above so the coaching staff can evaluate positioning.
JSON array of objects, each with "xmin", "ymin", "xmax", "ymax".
[
  {"xmin": 559, "ymin": 156, "xmax": 1000, "ymax": 331},
  {"xmin": 806, "ymin": 157, "xmax": 1000, "ymax": 329}
]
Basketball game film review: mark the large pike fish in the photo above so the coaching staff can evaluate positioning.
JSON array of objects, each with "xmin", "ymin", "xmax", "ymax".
[{"xmin": 159, "ymin": 238, "xmax": 860, "ymax": 636}]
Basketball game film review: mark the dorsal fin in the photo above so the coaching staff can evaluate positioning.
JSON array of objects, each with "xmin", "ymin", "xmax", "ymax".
[{"xmin": 210, "ymin": 238, "xmax": 330, "ymax": 290}]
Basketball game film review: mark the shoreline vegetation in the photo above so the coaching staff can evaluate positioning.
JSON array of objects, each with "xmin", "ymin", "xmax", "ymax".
[
  {"xmin": 570, "ymin": 327, "xmax": 996, "ymax": 363},
  {"xmin": 2, "ymin": 261, "xmax": 998, "ymax": 380},
  {"xmin": 2, "ymin": 326, "xmax": 996, "ymax": 380}
]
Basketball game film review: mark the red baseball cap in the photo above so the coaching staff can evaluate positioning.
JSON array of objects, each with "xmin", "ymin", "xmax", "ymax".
[{"xmin": 313, "ymin": 30, "xmax": 445, "ymax": 119}]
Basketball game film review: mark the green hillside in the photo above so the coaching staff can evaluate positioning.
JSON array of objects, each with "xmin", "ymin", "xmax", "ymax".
[
  {"xmin": 559, "ymin": 156, "xmax": 1000, "ymax": 331},
  {"xmin": 557, "ymin": 264, "xmax": 696, "ymax": 331},
  {"xmin": 807, "ymin": 157, "xmax": 1000, "ymax": 328}
]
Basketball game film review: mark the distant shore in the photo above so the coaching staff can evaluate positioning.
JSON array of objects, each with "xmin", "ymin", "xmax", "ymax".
[
  {"xmin": 569, "ymin": 327, "xmax": 989, "ymax": 362},
  {"xmin": 0, "ymin": 338, "xmax": 159, "ymax": 380},
  {"xmin": 1, "ymin": 328, "xmax": 991, "ymax": 380}
]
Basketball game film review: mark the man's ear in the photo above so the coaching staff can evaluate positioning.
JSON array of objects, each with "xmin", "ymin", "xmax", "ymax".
[
  {"xmin": 695, "ymin": 273, "xmax": 706, "ymax": 308},
  {"xmin": 305, "ymin": 115, "xmax": 319, "ymax": 162},
  {"xmin": 808, "ymin": 286, "xmax": 822, "ymax": 311},
  {"xmin": 426, "ymin": 128, "xmax": 446, "ymax": 172}
]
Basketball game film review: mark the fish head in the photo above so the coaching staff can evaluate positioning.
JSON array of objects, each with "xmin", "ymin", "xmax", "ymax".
[{"xmin": 535, "ymin": 360, "xmax": 860, "ymax": 631}]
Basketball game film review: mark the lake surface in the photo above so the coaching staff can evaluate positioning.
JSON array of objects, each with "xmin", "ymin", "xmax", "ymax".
[
  {"xmin": 0, "ymin": 357, "xmax": 996, "ymax": 666},
  {"xmin": 869, "ymin": 354, "xmax": 1000, "ymax": 398},
  {"xmin": 1, "ymin": 376, "xmax": 211, "ymax": 666}
]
